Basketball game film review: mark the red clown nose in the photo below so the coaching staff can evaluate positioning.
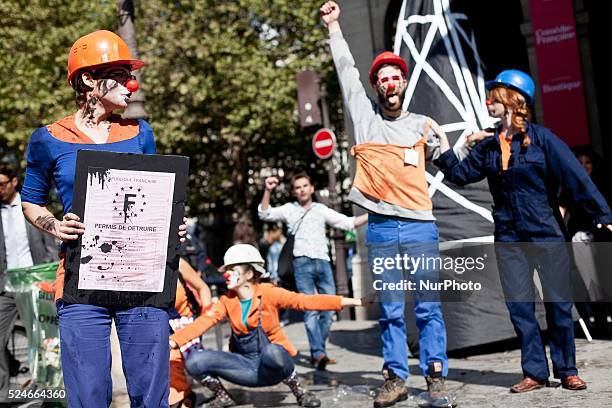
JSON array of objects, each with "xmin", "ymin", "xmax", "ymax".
[
  {"xmin": 485, "ymin": 99, "xmax": 492, "ymax": 106},
  {"xmin": 387, "ymin": 83, "xmax": 396, "ymax": 92},
  {"xmin": 126, "ymin": 79, "xmax": 139, "ymax": 93},
  {"xmin": 223, "ymin": 272, "xmax": 230, "ymax": 280}
]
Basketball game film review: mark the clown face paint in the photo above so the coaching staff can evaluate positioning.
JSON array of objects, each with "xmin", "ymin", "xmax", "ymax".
[
  {"xmin": 376, "ymin": 65, "xmax": 406, "ymax": 113},
  {"xmin": 486, "ymin": 97, "xmax": 506, "ymax": 119},
  {"xmin": 224, "ymin": 265, "xmax": 246, "ymax": 290},
  {"xmin": 93, "ymin": 66, "xmax": 135, "ymax": 110}
]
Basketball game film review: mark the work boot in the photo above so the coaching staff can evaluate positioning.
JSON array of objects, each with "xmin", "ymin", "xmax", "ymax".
[
  {"xmin": 283, "ymin": 370, "xmax": 321, "ymax": 407},
  {"xmin": 200, "ymin": 376, "xmax": 236, "ymax": 407},
  {"xmin": 373, "ymin": 369, "xmax": 407, "ymax": 408},
  {"xmin": 424, "ymin": 361, "xmax": 457, "ymax": 407},
  {"xmin": 425, "ymin": 361, "xmax": 450, "ymax": 399}
]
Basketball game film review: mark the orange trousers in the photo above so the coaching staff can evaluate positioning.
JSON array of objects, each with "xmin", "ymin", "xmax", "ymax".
[{"xmin": 169, "ymin": 346, "xmax": 191, "ymax": 405}]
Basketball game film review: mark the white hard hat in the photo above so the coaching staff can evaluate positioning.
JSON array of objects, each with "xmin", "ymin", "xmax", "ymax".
[{"xmin": 220, "ymin": 244, "xmax": 269, "ymax": 278}]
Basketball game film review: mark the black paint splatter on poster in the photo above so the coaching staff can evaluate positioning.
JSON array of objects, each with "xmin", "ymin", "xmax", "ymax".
[{"xmin": 88, "ymin": 168, "xmax": 111, "ymax": 190}]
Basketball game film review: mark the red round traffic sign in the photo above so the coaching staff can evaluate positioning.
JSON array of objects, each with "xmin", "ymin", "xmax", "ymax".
[{"xmin": 312, "ymin": 128, "xmax": 336, "ymax": 159}]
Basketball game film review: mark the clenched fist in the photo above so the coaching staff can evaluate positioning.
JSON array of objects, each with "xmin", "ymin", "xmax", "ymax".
[
  {"xmin": 320, "ymin": 1, "xmax": 340, "ymax": 26},
  {"xmin": 264, "ymin": 176, "xmax": 279, "ymax": 192}
]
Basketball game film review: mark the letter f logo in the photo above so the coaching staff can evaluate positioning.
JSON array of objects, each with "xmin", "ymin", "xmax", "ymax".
[{"xmin": 123, "ymin": 194, "xmax": 136, "ymax": 223}]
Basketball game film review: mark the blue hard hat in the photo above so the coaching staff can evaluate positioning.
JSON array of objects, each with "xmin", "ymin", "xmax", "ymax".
[{"xmin": 486, "ymin": 69, "xmax": 535, "ymax": 103}]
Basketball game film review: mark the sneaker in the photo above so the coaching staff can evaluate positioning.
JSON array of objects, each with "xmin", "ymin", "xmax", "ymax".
[
  {"xmin": 373, "ymin": 369, "xmax": 408, "ymax": 408},
  {"xmin": 296, "ymin": 390, "xmax": 321, "ymax": 407}
]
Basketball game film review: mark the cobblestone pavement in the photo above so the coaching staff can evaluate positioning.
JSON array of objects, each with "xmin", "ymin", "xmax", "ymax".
[
  {"xmin": 119, "ymin": 320, "xmax": 612, "ymax": 408},
  {"xmin": 7, "ymin": 319, "xmax": 612, "ymax": 407}
]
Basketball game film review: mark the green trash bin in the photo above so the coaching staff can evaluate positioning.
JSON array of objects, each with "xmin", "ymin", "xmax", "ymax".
[{"xmin": 6, "ymin": 262, "xmax": 63, "ymax": 389}]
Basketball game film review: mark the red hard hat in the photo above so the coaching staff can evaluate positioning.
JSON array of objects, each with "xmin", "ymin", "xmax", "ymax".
[{"xmin": 369, "ymin": 51, "xmax": 408, "ymax": 86}]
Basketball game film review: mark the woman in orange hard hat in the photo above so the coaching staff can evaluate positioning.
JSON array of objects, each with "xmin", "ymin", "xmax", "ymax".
[{"xmin": 21, "ymin": 30, "xmax": 185, "ymax": 407}]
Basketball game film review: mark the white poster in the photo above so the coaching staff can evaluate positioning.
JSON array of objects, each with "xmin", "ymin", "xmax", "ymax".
[{"xmin": 78, "ymin": 167, "xmax": 175, "ymax": 292}]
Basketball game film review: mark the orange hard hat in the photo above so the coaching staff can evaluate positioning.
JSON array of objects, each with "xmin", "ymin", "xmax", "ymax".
[
  {"xmin": 67, "ymin": 30, "xmax": 145, "ymax": 85},
  {"xmin": 369, "ymin": 51, "xmax": 408, "ymax": 86}
]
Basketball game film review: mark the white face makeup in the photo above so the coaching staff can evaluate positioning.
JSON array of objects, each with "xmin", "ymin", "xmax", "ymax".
[
  {"xmin": 225, "ymin": 265, "xmax": 248, "ymax": 290},
  {"xmin": 376, "ymin": 65, "xmax": 407, "ymax": 112},
  {"xmin": 93, "ymin": 67, "xmax": 134, "ymax": 110}
]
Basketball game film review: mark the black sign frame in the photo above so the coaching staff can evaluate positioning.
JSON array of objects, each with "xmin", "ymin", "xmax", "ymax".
[{"xmin": 64, "ymin": 150, "xmax": 189, "ymax": 308}]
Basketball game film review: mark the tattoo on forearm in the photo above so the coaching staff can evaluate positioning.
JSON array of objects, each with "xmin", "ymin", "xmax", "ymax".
[{"xmin": 35, "ymin": 215, "xmax": 57, "ymax": 233}]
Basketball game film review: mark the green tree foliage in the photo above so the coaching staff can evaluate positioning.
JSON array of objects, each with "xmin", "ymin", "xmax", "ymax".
[
  {"xmin": 136, "ymin": 1, "xmax": 345, "ymax": 218},
  {"xmin": 0, "ymin": 1, "xmax": 115, "ymax": 163},
  {"xmin": 1, "ymin": 1, "xmax": 348, "ymax": 222}
]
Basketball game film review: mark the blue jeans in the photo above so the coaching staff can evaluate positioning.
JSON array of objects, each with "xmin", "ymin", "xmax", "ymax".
[
  {"xmin": 185, "ymin": 343, "xmax": 294, "ymax": 387},
  {"xmin": 366, "ymin": 214, "xmax": 448, "ymax": 380},
  {"xmin": 292, "ymin": 256, "xmax": 336, "ymax": 361},
  {"xmin": 56, "ymin": 301, "xmax": 169, "ymax": 408},
  {"xmin": 496, "ymin": 243, "xmax": 577, "ymax": 379}
]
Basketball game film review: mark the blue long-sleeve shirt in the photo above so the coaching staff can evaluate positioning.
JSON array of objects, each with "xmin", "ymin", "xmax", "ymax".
[
  {"xmin": 21, "ymin": 115, "xmax": 156, "ymax": 214},
  {"xmin": 434, "ymin": 123, "xmax": 611, "ymax": 242}
]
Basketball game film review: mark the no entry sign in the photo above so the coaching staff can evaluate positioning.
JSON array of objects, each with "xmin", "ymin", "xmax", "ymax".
[{"xmin": 312, "ymin": 128, "xmax": 336, "ymax": 159}]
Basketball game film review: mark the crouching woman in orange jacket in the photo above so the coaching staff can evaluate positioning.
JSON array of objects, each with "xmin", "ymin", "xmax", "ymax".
[{"xmin": 169, "ymin": 244, "xmax": 364, "ymax": 407}]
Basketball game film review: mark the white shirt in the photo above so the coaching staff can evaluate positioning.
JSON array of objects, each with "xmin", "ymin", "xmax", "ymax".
[
  {"xmin": 258, "ymin": 202, "xmax": 355, "ymax": 261},
  {"xmin": 1, "ymin": 193, "xmax": 34, "ymax": 269}
]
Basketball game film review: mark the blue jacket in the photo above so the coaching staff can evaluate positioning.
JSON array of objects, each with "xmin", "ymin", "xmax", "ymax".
[{"xmin": 434, "ymin": 123, "xmax": 612, "ymax": 242}]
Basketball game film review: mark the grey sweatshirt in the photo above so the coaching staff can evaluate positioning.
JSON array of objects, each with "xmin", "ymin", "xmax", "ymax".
[{"xmin": 329, "ymin": 30, "xmax": 438, "ymax": 221}]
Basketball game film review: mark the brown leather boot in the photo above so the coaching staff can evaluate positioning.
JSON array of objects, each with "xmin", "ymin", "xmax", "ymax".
[
  {"xmin": 561, "ymin": 375, "xmax": 587, "ymax": 390},
  {"xmin": 426, "ymin": 375, "xmax": 451, "ymax": 400},
  {"xmin": 510, "ymin": 377, "xmax": 548, "ymax": 393},
  {"xmin": 373, "ymin": 369, "xmax": 408, "ymax": 408},
  {"xmin": 425, "ymin": 360, "xmax": 456, "ymax": 406},
  {"xmin": 425, "ymin": 361, "xmax": 451, "ymax": 401}
]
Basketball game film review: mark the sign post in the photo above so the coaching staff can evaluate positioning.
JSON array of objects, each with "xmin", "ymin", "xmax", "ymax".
[{"xmin": 298, "ymin": 70, "xmax": 351, "ymax": 319}]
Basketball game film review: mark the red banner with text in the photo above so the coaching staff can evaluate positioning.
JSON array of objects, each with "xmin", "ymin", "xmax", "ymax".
[{"xmin": 530, "ymin": 0, "xmax": 589, "ymax": 146}]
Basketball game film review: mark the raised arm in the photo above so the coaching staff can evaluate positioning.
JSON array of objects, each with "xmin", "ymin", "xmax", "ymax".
[
  {"xmin": 258, "ymin": 176, "xmax": 289, "ymax": 222},
  {"xmin": 260, "ymin": 176, "xmax": 278, "ymax": 212},
  {"xmin": 321, "ymin": 1, "xmax": 376, "ymax": 143}
]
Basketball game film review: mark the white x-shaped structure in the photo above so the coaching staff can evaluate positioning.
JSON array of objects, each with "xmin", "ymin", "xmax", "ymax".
[{"xmin": 394, "ymin": 0, "xmax": 495, "ymax": 229}]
